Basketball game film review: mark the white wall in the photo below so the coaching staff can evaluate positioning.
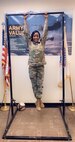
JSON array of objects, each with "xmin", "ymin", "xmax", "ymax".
[{"xmin": 0, "ymin": 0, "xmax": 75, "ymax": 103}]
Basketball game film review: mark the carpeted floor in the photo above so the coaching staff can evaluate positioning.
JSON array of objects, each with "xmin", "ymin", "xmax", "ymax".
[{"xmin": 0, "ymin": 106, "xmax": 75, "ymax": 142}]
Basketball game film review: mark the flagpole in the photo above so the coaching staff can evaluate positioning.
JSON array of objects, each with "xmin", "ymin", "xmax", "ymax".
[
  {"xmin": 64, "ymin": 26, "xmax": 75, "ymax": 111},
  {"xmin": 1, "ymin": 23, "xmax": 9, "ymax": 111},
  {"xmin": 1, "ymin": 70, "xmax": 9, "ymax": 111},
  {"xmin": 67, "ymin": 64, "xmax": 75, "ymax": 111}
]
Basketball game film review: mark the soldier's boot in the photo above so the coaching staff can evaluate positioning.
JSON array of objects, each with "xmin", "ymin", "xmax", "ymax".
[
  {"xmin": 36, "ymin": 99, "xmax": 41, "ymax": 111},
  {"xmin": 40, "ymin": 100, "xmax": 45, "ymax": 108}
]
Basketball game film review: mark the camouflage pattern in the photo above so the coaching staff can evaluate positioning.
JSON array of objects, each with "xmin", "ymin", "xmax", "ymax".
[
  {"xmin": 24, "ymin": 16, "xmax": 48, "ymax": 99},
  {"xmin": 29, "ymin": 65, "xmax": 44, "ymax": 99},
  {"xmin": 28, "ymin": 42, "xmax": 46, "ymax": 66}
]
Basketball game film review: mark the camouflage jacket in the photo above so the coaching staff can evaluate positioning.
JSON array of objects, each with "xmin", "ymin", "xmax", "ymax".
[{"xmin": 24, "ymin": 16, "xmax": 48, "ymax": 66}]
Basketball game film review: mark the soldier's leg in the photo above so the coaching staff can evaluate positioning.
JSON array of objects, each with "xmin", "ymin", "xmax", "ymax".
[
  {"xmin": 35, "ymin": 65, "xmax": 45, "ymax": 109},
  {"xmin": 29, "ymin": 66, "xmax": 37, "ymax": 98},
  {"xmin": 29, "ymin": 66, "xmax": 41, "ymax": 110},
  {"xmin": 36, "ymin": 65, "xmax": 44, "ymax": 98}
]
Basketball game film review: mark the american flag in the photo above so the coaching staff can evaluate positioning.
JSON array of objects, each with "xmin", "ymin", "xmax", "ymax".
[{"xmin": 2, "ymin": 23, "xmax": 10, "ymax": 87}]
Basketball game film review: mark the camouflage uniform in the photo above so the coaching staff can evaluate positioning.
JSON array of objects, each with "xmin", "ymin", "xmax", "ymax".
[
  {"xmin": 24, "ymin": 16, "xmax": 48, "ymax": 99},
  {"xmin": 29, "ymin": 65, "xmax": 44, "ymax": 99}
]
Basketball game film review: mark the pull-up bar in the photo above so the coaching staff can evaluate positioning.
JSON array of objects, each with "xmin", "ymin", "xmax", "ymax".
[
  {"xmin": 2, "ymin": 12, "xmax": 72, "ymax": 141},
  {"xmin": 6, "ymin": 12, "xmax": 64, "ymax": 17}
]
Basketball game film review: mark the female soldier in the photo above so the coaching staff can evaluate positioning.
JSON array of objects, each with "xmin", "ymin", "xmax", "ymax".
[{"xmin": 24, "ymin": 13, "xmax": 48, "ymax": 110}]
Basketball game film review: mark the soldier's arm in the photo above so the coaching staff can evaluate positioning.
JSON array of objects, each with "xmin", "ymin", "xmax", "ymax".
[
  {"xmin": 24, "ymin": 15, "xmax": 30, "ymax": 45},
  {"xmin": 42, "ymin": 13, "xmax": 48, "ymax": 45}
]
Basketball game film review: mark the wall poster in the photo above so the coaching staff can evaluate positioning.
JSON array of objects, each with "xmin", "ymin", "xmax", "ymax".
[{"xmin": 6, "ymin": 12, "xmax": 72, "ymax": 56}]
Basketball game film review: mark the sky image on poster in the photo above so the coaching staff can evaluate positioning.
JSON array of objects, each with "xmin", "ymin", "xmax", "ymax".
[{"xmin": 6, "ymin": 12, "xmax": 72, "ymax": 56}]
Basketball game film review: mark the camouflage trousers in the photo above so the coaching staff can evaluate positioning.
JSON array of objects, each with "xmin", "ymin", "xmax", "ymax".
[{"xmin": 29, "ymin": 65, "xmax": 44, "ymax": 99}]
